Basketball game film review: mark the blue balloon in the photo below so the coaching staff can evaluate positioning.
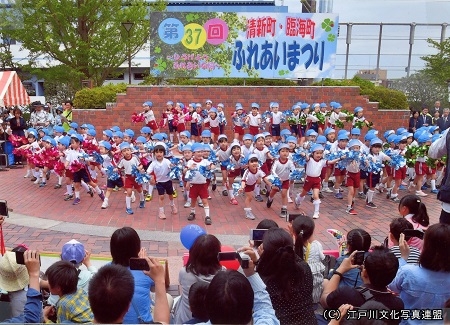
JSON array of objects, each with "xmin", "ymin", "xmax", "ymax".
[{"xmin": 180, "ymin": 225, "xmax": 207, "ymax": 250}]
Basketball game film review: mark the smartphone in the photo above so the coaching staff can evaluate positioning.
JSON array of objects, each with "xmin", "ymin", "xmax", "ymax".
[
  {"xmin": 353, "ymin": 251, "xmax": 365, "ymax": 266},
  {"xmin": 15, "ymin": 251, "xmax": 25, "ymax": 265},
  {"xmin": 250, "ymin": 229, "xmax": 267, "ymax": 242},
  {"xmin": 403, "ymin": 229, "xmax": 425, "ymax": 240},
  {"xmin": 129, "ymin": 258, "xmax": 150, "ymax": 271},
  {"xmin": 0, "ymin": 200, "xmax": 9, "ymax": 218},
  {"xmin": 236, "ymin": 252, "xmax": 250, "ymax": 269},
  {"xmin": 217, "ymin": 251, "xmax": 238, "ymax": 261},
  {"xmin": 287, "ymin": 213, "xmax": 306, "ymax": 223}
]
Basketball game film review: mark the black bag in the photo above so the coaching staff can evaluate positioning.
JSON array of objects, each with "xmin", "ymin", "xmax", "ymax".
[{"xmin": 321, "ymin": 254, "xmax": 336, "ymax": 277}]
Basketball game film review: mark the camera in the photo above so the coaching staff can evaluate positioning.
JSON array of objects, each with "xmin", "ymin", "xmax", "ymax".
[
  {"xmin": 129, "ymin": 258, "xmax": 150, "ymax": 271},
  {"xmin": 217, "ymin": 251, "xmax": 250, "ymax": 269},
  {"xmin": 353, "ymin": 251, "xmax": 365, "ymax": 266},
  {"xmin": 237, "ymin": 252, "xmax": 250, "ymax": 269}
]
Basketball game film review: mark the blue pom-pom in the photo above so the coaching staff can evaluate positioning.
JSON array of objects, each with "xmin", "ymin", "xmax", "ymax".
[
  {"xmin": 267, "ymin": 175, "xmax": 282, "ymax": 188},
  {"xmin": 106, "ymin": 166, "xmax": 120, "ymax": 181},
  {"xmin": 289, "ymin": 169, "xmax": 305, "ymax": 181},
  {"xmin": 292, "ymin": 150, "xmax": 307, "ymax": 166},
  {"xmin": 232, "ymin": 183, "xmax": 241, "ymax": 197},
  {"xmin": 199, "ymin": 165, "xmax": 214, "ymax": 179},
  {"xmin": 268, "ymin": 146, "xmax": 279, "ymax": 159},
  {"xmin": 91, "ymin": 151, "xmax": 104, "ymax": 165},
  {"xmin": 390, "ymin": 154, "xmax": 406, "ymax": 170},
  {"xmin": 168, "ymin": 165, "xmax": 182, "ymax": 180},
  {"xmin": 185, "ymin": 170, "xmax": 196, "ymax": 181},
  {"xmin": 208, "ymin": 151, "xmax": 219, "ymax": 165}
]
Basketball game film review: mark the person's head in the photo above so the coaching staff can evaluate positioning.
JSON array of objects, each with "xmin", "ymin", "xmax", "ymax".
[
  {"xmin": 247, "ymin": 154, "xmax": 259, "ymax": 171},
  {"xmin": 89, "ymin": 264, "xmax": 134, "ymax": 324},
  {"xmin": 70, "ymin": 136, "xmax": 81, "ymax": 149},
  {"xmin": 389, "ymin": 218, "xmax": 414, "ymax": 244},
  {"xmin": 347, "ymin": 229, "xmax": 371, "ymax": 253},
  {"xmin": 253, "ymin": 219, "xmax": 279, "ymax": 248},
  {"xmin": 45, "ymin": 260, "xmax": 79, "ymax": 296},
  {"xmin": 443, "ymin": 108, "xmax": 450, "ymax": 117},
  {"xmin": 217, "ymin": 135, "xmax": 228, "ymax": 149},
  {"xmin": 186, "ymin": 234, "xmax": 221, "ymax": 276},
  {"xmin": 435, "ymin": 101, "xmax": 441, "ymax": 108},
  {"xmin": 153, "ymin": 144, "xmax": 165, "ymax": 161},
  {"xmin": 206, "ymin": 270, "xmax": 253, "ymax": 324},
  {"xmin": 422, "ymin": 107, "xmax": 428, "ymax": 115},
  {"xmin": 292, "ymin": 215, "xmax": 315, "ymax": 258},
  {"xmin": 231, "ymin": 144, "xmax": 241, "ymax": 158},
  {"xmin": 13, "ymin": 108, "xmax": 21, "ymax": 117},
  {"xmin": 188, "ymin": 281, "xmax": 209, "ymax": 321},
  {"xmin": 412, "ymin": 111, "xmax": 419, "ymax": 119},
  {"xmin": 398, "ymin": 194, "xmax": 429, "ymax": 227},
  {"xmin": 278, "ymin": 147, "xmax": 289, "ymax": 160},
  {"xmin": 64, "ymin": 101, "xmax": 73, "ymax": 110},
  {"xmin": 255, "ymin": 135, "xmax": 264, "ymax": 148},
  {"xmin": 110, "ymin": 227, "xmax": 141, "ymax": 267},
  {"xmin": 363, "ymin": 246, "xmax": 398, "ymax": 289},
  {"xmin": 420, "ymin": 223, "xmax": 450, "ymax": 272}
]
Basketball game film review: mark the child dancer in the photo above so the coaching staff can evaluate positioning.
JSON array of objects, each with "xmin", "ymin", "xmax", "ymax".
[
  {"xmin": 266, "ymin": 144, "xmax": 296, "ymax": 219},
  {"xmin": 331, "ymin": 133, "xmax": 349, "ymax": 199},
  {"xmin": 365, "ymin": 138, "xmax": 391, "ymax": 209},
  {"xmin": 217, "ymin": 103, "xmax": 227, "ymax": 135},
  {"xmin": 245, "ymin": 103, "xmax": 261, "ymax": 136},
  {"xmin": 99, "ymin": 141, "xmax": 123, "ymax": 209},
  {"xmin": 142, "ymin": 101, "xmax": 159, "ymax": 134},
  {"xmin": 181, "ymin": 145, "xmax": 193, "ymax": 208},
  {"xmin": 241, "ymin": 134, "xmax": 254, "ymax": 158},
  {"xmin": 226, "ymin": 143, "xmax": 246, "ymax": 205},
  {"xmin": 215, "ymin": 134, "xmax": 232, "ymax": 196},
  {"xmin": 387, "ymin": 135, "xmax": 408, "ymax": 202},
  {"xmin": 269, "ymin": 102, "xmax": 283, "ymax": 141},
  {"xmin": 345, "ymin": 139, "xmax": 362, "ymax": 215},
  {"xmin": 252, "ymin": 133, "xmax": 273, "ymax": 200},
  {"xmin": 352, "ymin": 107, "xmax": 371, "ymax": 128},
  {"xmin": 204, "ymin": 108, "xmax": 221, "ymax": 142},
  {"xmin": 185, "ymin": 143, "xmax": 215, "ymax": 225},
  {"xmin": 231, "ymin": 104, "xmax": 246, "ymax": 141},
  {"xmin": 295, "ymin": 144, "xmax": 342, "ymax": 219},
  {"xmin": 239, "ymin": 154, "xmax": 272, "ymax": 220},
  {"xmin": 147, "ymin": 145, "xmax": 178, "ymax": 219},
  {"xmin": 327, "ymin": 102, "xmax": 347, "ymax": 129}
]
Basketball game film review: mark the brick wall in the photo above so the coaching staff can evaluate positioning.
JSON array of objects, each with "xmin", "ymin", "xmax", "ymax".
[{"xmin": 73, "ymin": 86, "xmax": 410, "ymax": 137}]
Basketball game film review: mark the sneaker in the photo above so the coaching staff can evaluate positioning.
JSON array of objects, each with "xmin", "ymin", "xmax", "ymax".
[
  {"xmin": 99, "ymin": 191, "xmax": 105, "ymax": 201},
  {"xmin": 415, "ymin": 190, "xmax": 428, "ymax": 197},
  {"xmin": 288, "ymin": 196, "xmax": 293, "ymax": 203},
  {"xmin": 366, "ymin": 202, "xmax": 377, "ymax": 208},
  {"xmin": 139, "ymin": 201, "xmax": 145, "ymax": 208},
  {"xmin": 184, "ymin": 201, "xmax": 192, "ymax": 208},
  {"xmin": 54, "ymin": 184, "xmax": 62, "ymax": 189},
  {"xmin": 131, "ymin": 192, "xmax": 136, "ymax": 203},
  {"xmin": 204, "ymin": 217, "xmax": 212, "ymax": 225},
  {"xmin": 222, "ymin": 189, "xmax": 228, "ymax": 196},
  {"xmin": 171, "ymin": 205, "xmax": 178, "ymax": 214},
  {"xmin": 357, "ymin": 192, "xmax": 366, "ymax": 199},
  {"xmin": 319, "ymin": 192, "xmax": 324, "ymax": 199},
  {"xmin": 208, "ymin": 196, "xmax": 212, "ymax": 200},
  {"xmin": 254, "ymin": 195, "xmax": 263, "ymax": 202},
  {"xmin": 376, "ymin": 185, "xmax": 384, "ymax": 193},
  {"xmin": 159, "ymin": 211, "xmax": 166, "ymax": 219},
  {"xmin": 334, "ymin": 192, "xmax": 343, "ymax": 199},
  {"xmin": 399, "ymin": 185, "xmax": 407, "ymax": 190},
  {"xmin": 30, "ymin": 176, "xmax": 37, "ymax": 182},
  {"xmin": 101, "ymin": 199, "xmax": 109, "ymax": 209},
  {"xmin": 408, "ymin": 182, "xmax": 415, "ymax": 192},
  {"xmin": 88, "ymin": 189, "xmax": 94, "ymax": 197},
  {"xmin": 346, "ymin": 207, "xmax": 357, "ymax": 215},
  {"xmin": 390, "ymin": 196, "xmax": 400, "ymax": 203},
  {"xmin": 39, "ymin": 182, "xmax": 46, "ymax": 187},
  {"xmin": 279, "ymin": 208, "xmax": 288, "ymax": 219},
  {"xmin": 126, "ymin": 208, "xmax": 134, "ymax": 215},
  {"xmin": 307, "ymin": 190, "xmax": 312, "ymax": 195},
  {"xmin": 245, "ymin": 210, "xmax": 256, "ymax": 220},
  {"xmin": 386, "ymin": 191, "xmax": 391, "ymax": 199},
  {"xmin": 266, "ymin": 197, "xmax": 273, "ymax": 208},
  {"xmin": 173, "ymin": 189, "xmax": 178, "ymax": 198},
  {"xmin": 212, "ymin": 183, "xmax": 217, "ymax": 191},
  {"xmin": 312, "ymin": 212, "xmax": 320, "ymax": 219},
  {"xmin": 73, "ymin": 198, "xmax": 81, "ymax": 205},
  {"xmin": 64, "ymin": 194, "xmax": 74, "ymax": 201},
  {"xmin": 24, "ymin": 172, "xmax": 31, "ymax": 178},
  {"xmin": 145, "ymin": 194, "xmax": 152, "ymax": 202},
  {"xmin": 431, "ymin": 189, "xmax": 439, "ymax": 194},
  {"xmin": 294, "ymin": 196, "xmax": 302, "ymax": 209},
  {"xmin": 113, "ymin": 186, "xmax": 119, "ymax": 192},
  {"xmin": 187, "ymin": 212, "xmax": 196, "ymax": 221},
  {"xmin": 33, "ymin": 178, "xmax": 40, "ymax": 184},
  {"xmin": 230, "ymin": 198, "xmax": 238, "ymax": 205},
  {"xmin": 198, "ymin": 201, "xmax": 204, "ymax": 207},
  {"xmin": 260, "ymin": 188, "xmax": 267, "ymax": 195},
  {"xmin": 421, "ymin": 184, "xmax": 428, "ymax": 190},
  {"xmin": 323, "ymin": 187, "xmax": 333, "ymax": 193}
]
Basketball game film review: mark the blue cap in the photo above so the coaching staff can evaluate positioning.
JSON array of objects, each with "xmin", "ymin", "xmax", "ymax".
[
  {"xmin": 152, "ymin": 133, "xmax": 164, "ymax": 141},
  {"xmin": 365, "ymin": 132, "xmax": 377, "ymax": 142},
  {"xmin": 311, "ymin": 144, "xmax": 325, "ymax": 152},
  {"xmin": 110, "ymin": 126, "xmax": 120, "ymax": 132},
  {"xmin": 300, "ymin": 103, "xmax": 309, "ymax": 110},
  {"xmin": 201, "ymin": 130, "xmax": 212, "ymax": 138},
  {"xmin": 119, "ymin": 142, "xmax": 131, "ymax": 150},
  {"xmin": 370, "ymin": 138, "xmax": 383, "ymax": 146},
  {"xmin": 191, "ymin": 143, "xmax": 203, "ymax": 152},
  {"xmin": 103, "ymin": 130, "xmax": 113, "ymax": 138},
  {"xmin": 42, "ymin": 136, "xmax": 56, "ymax": 147},
  {"xmin": 140, "ymin": 126, "xmax": 151, "ymax": 134},
  {"xmin": 263, "ymin": 132, "xmax": 271, "ymax": 137},
  {"xmin": 182, "ymin": 145, "xmax": 193, "ymax": 152},
  {"xmin": 160, "ymin": 133, "xmax": 168, "ymax": 140},
  {"xmin": 286, "ymin": 136, "xmax": 297, "ymax": 143},
  {"xmin": 270, "ymin": 102, "xmax": 279, "ymax": 108},
  {"xmin": 320, "ymin": 103, "xmax": 328, "ymax": 108},
  {"xmin": 278, "ymin": 143, "xmax": 290, "ymax": 151},
  {"xmin": 209, "ymin": 107, "xmax": 218, "ymax": 114},
  {"xmin": 292, "ymin": 103, "xmax": 301, "ymax": 110},
  {"xmin": 254, "ymin": 133, "xmax": 265, "ymax": 142},
  {"xmin": 217, "ymin": 103, "xmax": 224, "ymax": 108},
  {"xmin": 418, "ymin": 133, "xmax": 432, "ymax": 144},
  {"xmin": 333, "ymin": 102, "xmax": 342, "ymax": 109},
  {"xmin": 58, "ymin": 136, "xmax": 70, "ymax": 148},
  {"xmin": 87, "ymin": 129, "xmax": 96, "ymax": 137},
  {"xmin": 235, "ymin": 105, "xmax": 243, "ymax": 111},
  {"xmin": 69, "ymin": 122, "xmax": 78, "ymax": 129},
  {"xmin": 180, "ymin": 131, "xmax": 191, "ymax": 138},
  {"xmin": 251, "ymin": 103, "xmax": 260, "ymax": 109},
  {"xmin": 387, "ymin": 134, "xmax": 397, "ymax": 143},
  {"xmin": 338, "ymin": 133, "xmax": 349, "ymax": 141},
  {"xmin": 202, "ymin": 143, "xmax": 212, "ymax": 151},
  {"xmin": 305, "ymin": 129, "xmax": 318, "ymax": 137},
  {"xmin": 280, "ymin": 129, "xmax": 292, "ymax": 137},
  {"xmin": 196, "ymin": 103, "xmax": 202, "ymax": 108},
  {"xmin": 396, "ymin": 127, "xmax": 407, "ymax": 135},
  {"xmin": 324, "ymin": 128, "xmax": 335, "ymax": 137},
  {"xmin": 217, "ymin": 134, "xmax": 228, "ymax": 141},
  {"xmin": 354, "ymin": 107, "xmax": 363, "ymax": 113},
  {"xmin": 348, "ymin": 139, "xmax": 361, "ymax": 148},
  {"xmin": 113, "ymin": 131, "xmax": 123, "ymax": 139},
  {"xmin": 393, "ymin": 135, "xmax": 407, "ymax": 145},
  {"xmin": 432, "ymin": 134, "xmax": 441, "ymax": 143},
  {"xmin": 351, "ymin": 128, "xmax": 361, "ymax": 135},
  {"xmin": 54, "ymin": 126, "xmax": 64, "ymax": 133},
  {"xmin": 99, "ymin": 140, "xmax": 112, "ymax": 150},
  {"xmin": 124, "ymin": 129, "xmax": 135, "ymax": 138},
  {"xmin": 243, "ymin": 134, "xmax": 253, "ymax": 141},
  {"xmin": 429, "ymin": 125, "xmax": 439, "ymax": 133},
  {"xmin": 205, "ymin": 99, "xmax": 212, "ymax": 104},
  {"xmin": 143, "ymin": 101, "xmax": 153, "ymax": 107},
  {"xmin": 384, "ymin": 130, "xmax": 395, "ymax": 140},
  {"xmin": 81, "ymin": 124, "xmax": 89, "ymax": 129},
  {"xmin": 86, "ymin": 124, "xmax": 95, "ymax": 130},
  {"xmin": 67, "ymin": 129, "xmax": 76, "ymax": 136},
  {"xmin": 316, "ymin": 135, "xmax": 327, "ymax": 144},
  {"xmin": 70, "ymin": 133, "xmax": 83, "ymax": 142},
  {"xmin": 166, "ymin": 101, "xmax": 173, "ymax": 105},
  {"xmin": 39, "ymin": 128, "xmax": 48, "ymax": 135},
  {"xmin": 135, "ymin": 136, "xmax": 147, "ymax": 144}
]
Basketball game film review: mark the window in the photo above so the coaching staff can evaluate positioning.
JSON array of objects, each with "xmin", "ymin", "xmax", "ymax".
[
  {"xmin": 133, "ymin": 73, "xmax": 147, "ymax": 80},
  {"xmin": 106, "ymin": 73, "xmax": 124, "ymax": 80}
]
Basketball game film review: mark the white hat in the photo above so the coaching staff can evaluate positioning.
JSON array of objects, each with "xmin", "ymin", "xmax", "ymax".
[{"xmin": 0, "ymin": 252, "xmax": 29, "ymax": 291}]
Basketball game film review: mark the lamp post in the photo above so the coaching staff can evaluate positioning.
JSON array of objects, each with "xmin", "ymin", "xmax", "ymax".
[{"xmin": 121, "ymin": 21, "xmax": 134, "ymax": 84}]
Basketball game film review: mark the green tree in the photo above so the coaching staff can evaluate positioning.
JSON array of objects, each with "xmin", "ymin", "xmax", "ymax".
[
  {"xmin": 390, "ymin": 71, "xmax": 449, "ymax": 110},
  {"xmin": 421, "ymin": 38, "xmax": 450, "ymax": 87},
  {"xmin": 0, "ymin": 0, "xmax": 166, "ymax": 86}
]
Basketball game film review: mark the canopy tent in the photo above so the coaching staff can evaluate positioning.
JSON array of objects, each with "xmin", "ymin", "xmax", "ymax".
[{"xmin": 0, "ymin": 71, "xmax": 31, "ymax": 107}]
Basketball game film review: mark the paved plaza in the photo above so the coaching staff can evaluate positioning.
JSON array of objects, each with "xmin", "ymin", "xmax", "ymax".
[{"xmin": 0, "ymin": 167, "xmax": 442, "ymax": 288}]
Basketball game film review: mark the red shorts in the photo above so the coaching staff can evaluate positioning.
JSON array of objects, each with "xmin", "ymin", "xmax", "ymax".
[
  {"xmin": 65, "ymin": 169, "xmax": 73, "ymax": 180},
  {"xmin": 303, "ymin": 176, "xmax": 321, "ymax": 192},
  {"xmin": 346, "ymin": 171, "xmax": 361, "ymax": 188},
  {"xmin": 414, "ymin": 161, "xmax": 427, "ymax": 176},
  {"xmin": 189, "ymin": 183, "xmax": 209, "ymax": 200},
  {"xmin": 204, "ymin": 121, "xmax": 210, "ymax": 128},
  {"xmin": 426, "ymin": 166, "xmax": 436, "ymax": 175},
  {"xmin": 124, "ymin": 175, "xmax": 142, "ymax": 190},
  {"xmin": 147, "ymin": 120, "xmax": 158, "ymax": 131},
  {"xmin": 273, "ymin": 180, "xmax": 290, "ymax": 191},
  {"xmin": 228, "ymin": 168, "xmax": 241, "ymax": 178},
  {"xmin": 327, "ymin": 122, "xmax": 336, "ymax": 129},
  {"xmin": 249, "ymin": 125, "xmax": 259, "ymax": 136},
  {"xmin": 210, "ymin": 126, "xmax": 220, "ymax": 136},
  {"xmin": 393, "ymin": 166, "xmax": 407, "ymax": 180},
  {"xmin": 245, "ymin": 183, "xmax": 256, "ymax": 192},
  {"xmin": 334, "ymin": 167, "xmax": 347, "ymax": 177},
  {"xmin": 220, "ymin": 165, "xmax": 228, "ymax": 171},
  {"xmin": 261, "ymin": 163, "xmax": 269, "ymax": 175},
  {"xmin": 234, "ymin": 125, "xmax": 245, "ymax": 135},
  {"xmin": 320, "ymin": 166, "xmax": 327, "ymax": 180},
  {"xmin": 177, "ymin": 123, "xmax": 186, "ymax": 132}
]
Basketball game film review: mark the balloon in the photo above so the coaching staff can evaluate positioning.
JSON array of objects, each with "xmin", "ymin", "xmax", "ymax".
[
  {"xmin": 219, "ymin": 245, "xmax": 240, "ymax": 270},
  {"xmin": 180, "ymin": 225, "xmax": 207, "ymax": 250}
]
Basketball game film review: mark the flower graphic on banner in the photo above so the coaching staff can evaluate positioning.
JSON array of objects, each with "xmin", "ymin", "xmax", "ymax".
[{"xmin": 321, "ymin": 18, "xmax": 334, "ymax": 32}]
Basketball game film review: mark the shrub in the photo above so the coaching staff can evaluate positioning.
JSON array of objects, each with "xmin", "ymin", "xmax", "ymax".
[
  {"xmin": 140, "ymin": 77, "xmax": 296, "ymax": 86},
  {"xmin": 73, "ymin": 83, "xmax": 128, "ymax": 109}
]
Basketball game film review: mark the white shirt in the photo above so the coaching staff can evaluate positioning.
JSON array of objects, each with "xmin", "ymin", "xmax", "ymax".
[
  {"xmin": 253, "ymin": 146, "xmax": 269, "ymax": 163},
  {"xmin": 65, "ymin": 148, "xmax": 86, "ymax": 164},
  {"xmin": 305, "ymin": 158, "xmax": 327, "ymax": 177},
  {"xmin": 101, "ymin": 154, "xmax": 114, "ymax": 170},
  {"xmin": 117, "ymin": 156, "xmax": 141, "ymax": 175},
  {"xmin": 147, "ymin": 158, "xmax": 171, "ymax": 182},
  {"xmin": 241, "ymin": 144, "xmax": 254, "ymax": 158},
  {"xmin": 205, "ymin": 117, "xmax": 220, "ymax": 128},
  {"xmin": 186, "ymin": 158, "xmax": 213, "ymax": 184},
  {"xmin": 242, "ymin": 168, "xmax": 266, "ymax": 186},
  {"xmin": 328, "ymin": 111, "xmax": 347, "ymax": 125},
  {"xmin": 428, "ymin": 128, "xmax": 450, "ymax": 212},
  {"xmin": 270, "ymin": 158, "xmax": 295, "ymax": 181},
  {"xmin": 248, "ymin": 113, "xmax": 261, "ymax": 127},
  {"xmin": 215, "ymin": 146, "xmax": 232, "ymax": 162},
  {"xmin": 271, "ymin": 111, "xmax": 283, "ymax": 125},
  {"xmin": 143, "ymin": 110, "xmax": 155, "ymax": 123}
]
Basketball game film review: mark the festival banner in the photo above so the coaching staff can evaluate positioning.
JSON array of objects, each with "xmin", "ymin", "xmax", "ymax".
[{"xmin": 150, "ymin": 12, "xmax": 339, "ymax": 79}]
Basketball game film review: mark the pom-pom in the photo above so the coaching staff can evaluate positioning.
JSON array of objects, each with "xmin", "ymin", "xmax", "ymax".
[
  {"xmin": 390, "ymin": 154, "xmax": 406, "ymax": 170},
  {"xmin": 199, "ymin": 165, "xmax": 214, "ymax": 179},
  {"xmin": 82, "ymin": 141, "xmax": 99, "ymax": 154},
  {"xmin": 221, "ymin": 158, "xmax": 230, "ymax": 168},
  {"xmin": 9, "ymin": 134, "xmax": 27, "ymax": 147},
  {"xmin": 232, "ymin": 182, "xmax": 241, "ymax": 197},
  {"xmin": 105, "ymin": 165, "xmax": 120, "ymax": 181},
  {"xmin": 267, "ymin": 175, "xmax": 282, "ymax": 188},
  {"xmin": 208, "ymin": 151, "xmax": 219, "ymax": 165},
  {"xmin": 131, "ymin": 165, "xmax": 151, "ymax": 184},
  {"xmin": 292, "ymin": 150, "xmax": 307, "ymax": 166},
  {"xmin": 69, "ymin": 160, "xmax": 84, "ymax": 173},
  {"xmin": 54, "ymin": 161, "xmax": 65, "ymax": 176},
  {"xmin": 184, "ymin": 169, "xmax": 196, "ymax": 181},
  {"xmin": 289, "ymin": 169, "xmax": 305, "ymax": 181},
  {"xmin": 268, "ymin": 146, "xmax": 279, "ymax": 160},
  {"xmin": 131, "ymin": 112, "xmax": 145, "ymax": 123},
  {"xmin": 91, "ymin": 151, "xmax": 104, "ymax": 165}
]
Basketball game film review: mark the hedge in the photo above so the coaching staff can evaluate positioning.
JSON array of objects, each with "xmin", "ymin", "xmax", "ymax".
[
  {"xmin": 73, "ymin": 83, "xmax": 128, "ymax": 109},
  {"xmin": 141, "ymin": 77, "xmax": 297, "ymax": 86}
]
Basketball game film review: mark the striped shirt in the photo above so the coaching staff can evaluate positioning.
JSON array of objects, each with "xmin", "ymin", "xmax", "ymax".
[{"xmin": 389, "ymin": 246, "xmax": 420, "ymax": 265}]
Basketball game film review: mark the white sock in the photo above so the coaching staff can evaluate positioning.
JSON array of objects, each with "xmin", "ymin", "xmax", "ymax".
[
  {"xmin": 228, "ymin": 189, "xmax": 235, "ymax": 199},
  {"xmin": 148, "ymin": 185, "xmax": 154, "ymax": 193},
  {"xmin": 313, "ymin": 199, "xmax": 321, "ymax": 213},
  {"xmin": 139, "ymin": 192, "xmax": 145, "ymax": 201},
  {"xmin": 170, "ymin": 133, "xmax": 174, "ymax": 142},
  {"xmin": 431, "ymin": 179, "xmax": 436, "ymax": 190},
  {"xmin": 159, "ymin": 207, "xmax": 164, "ymax": 213},
  {"xmin": 204, "ymin": 206, "xmax": 210, "ymax": 218},
  {"xmin": 33, "ymin": 170, "xmax": 40, "ymax": 178},
  {"xmin": 254, "ymin": 184, "xmax": 260, "ymax": 196},
  {"xmin": 81, "ymin": 181, "xmax": 89, "ymax": 192},
  {"xmin": 296, "ymin": 194, "xmax": 305, "ymax": 204},
  {"xmin": 367, "ymin": 190, "xmax": 374, "ymax": 203},
  {"xmin": 66, "ymin": 185, "xmax": 73, "ymax": 195},
  {"xmin": 58, "ymin": 176, "xmax": 63, "ymax": 185},
  {"xmin": 75, "ymin": 191, "xmax": 80, "ymax": 199},
  {"xmin": 95, "ymin": 186, "xmax": 102, "ymax": 194},
  {"xmin": 322, "ymin": 181, "xmax": 329, "ymax": 189},
  {"xmin": 169, "ymin": 199, "xmax": 174, "ymax": 206},
  {"xmin": 126, "ymin": 196, "xmax": 131, "ymax": 209}
]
